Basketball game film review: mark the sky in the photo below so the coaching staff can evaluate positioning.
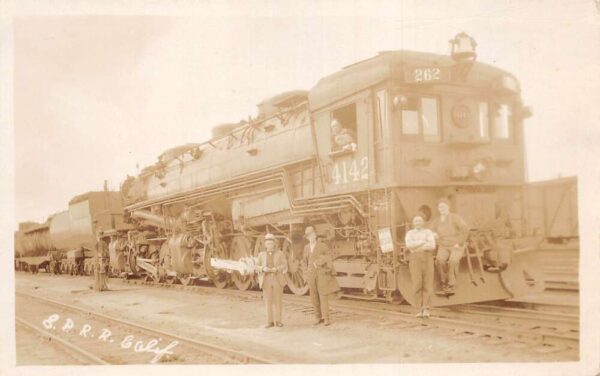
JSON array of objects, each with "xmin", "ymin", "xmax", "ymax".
[{"xmin": 10, "ymin": 0, "xmax": 600, "ymax": 225}]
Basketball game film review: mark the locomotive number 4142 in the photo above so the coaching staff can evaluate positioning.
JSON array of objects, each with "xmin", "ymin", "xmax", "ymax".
[{"xmin": 332, "ymin": 157, "xmax": 368, "ymax": 185}]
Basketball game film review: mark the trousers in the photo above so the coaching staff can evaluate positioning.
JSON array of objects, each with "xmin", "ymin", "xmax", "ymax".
[
  {"xmin": 435, "ymin": 245, "xmax": 464, "ymax": 287},
  {"xmin": 408, "ymin": 251, "xmax": 434, "ymax": 310},
  {"xmin": 308, "ymin": 277, "xmax": 330, "ymax": 320},
  {"xmin": 263, "ymin": 275, "xmax": 283, "ymax": 323}
]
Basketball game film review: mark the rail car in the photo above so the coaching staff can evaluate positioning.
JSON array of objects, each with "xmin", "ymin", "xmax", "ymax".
[
  {"xmin": 523, "ymin": 176, "xmax": 578, "ymax": 242},
  {"xmin": 14, "ymin": 191, "xmax": 125, "ymax": 275},
  {"xmin": 108, "ymin": 33, "xmax": 555, "ymax": 307}
]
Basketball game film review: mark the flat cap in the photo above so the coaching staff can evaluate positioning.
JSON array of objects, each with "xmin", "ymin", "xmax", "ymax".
[{"xmin": 438, "ymin": 197, "xmax": 451, "ymax": 206}]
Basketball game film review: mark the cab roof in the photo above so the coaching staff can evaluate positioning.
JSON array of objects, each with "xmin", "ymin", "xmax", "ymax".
[{"xmin": 308, "ymin": 50, "xmax": 518, "ymax": 111}]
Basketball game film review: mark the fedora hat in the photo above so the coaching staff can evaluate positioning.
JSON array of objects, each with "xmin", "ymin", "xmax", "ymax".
[
  {"xmin": 264, "ymin": 233, "xmax": 276, "ymax": 241},
  {"xmin": 304, "ymin": 226, "xmax": 317, "ymax": 238}
]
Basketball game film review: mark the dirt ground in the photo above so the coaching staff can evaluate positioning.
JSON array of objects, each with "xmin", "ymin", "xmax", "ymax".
[
  {"xmin": 15, "ymin": 321, "xmax": 89, "ymax": 365},
  {"xmin": 14, "ymin": 273, "xmax": 577, "ymax": 364}
]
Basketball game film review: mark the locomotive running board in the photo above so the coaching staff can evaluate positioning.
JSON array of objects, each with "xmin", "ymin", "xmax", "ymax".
[{"xmin": 396, "ymin": 249, "xmax": 545, "ymax": 307}]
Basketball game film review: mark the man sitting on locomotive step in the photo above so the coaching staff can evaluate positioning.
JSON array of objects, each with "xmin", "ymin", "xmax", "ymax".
[
  {"xmin": 428, "ymin": 198, "xmax": 470, "ymax": 295},
  {"xmin": 330, "ymin": 118, "xmax": 357, "ymax": 152},
  {"xmin": 405, "ymin": 214, "xmax": 436, "ymax": 318},
  {"xmin": 256, "ymin": 233, "xmax": 288, "ymax": 328}
]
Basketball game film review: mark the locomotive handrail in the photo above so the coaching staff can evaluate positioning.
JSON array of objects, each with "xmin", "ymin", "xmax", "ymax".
[
  {"xmin": 125, "ymin": 159, "xmax": 365, "ymax": 219},
  {"xmin": 124, "ymin": 157, "xmax": 316, "ymax": 211}
]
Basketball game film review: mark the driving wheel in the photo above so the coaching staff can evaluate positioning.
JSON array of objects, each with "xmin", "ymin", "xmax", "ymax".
[
  {"xmin": 204, "ymin": 244, "xmax": 230, "ymax": 289},
  {"xmin": 282, "ymin": 239, "xmax": 309, "ymax": 295},
  {"xmin": 230, "ymin": 236, "xmax": 254, "ymax": 291}
]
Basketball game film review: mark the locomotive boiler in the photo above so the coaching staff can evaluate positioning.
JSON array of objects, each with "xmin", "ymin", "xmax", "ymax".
[
  {"xmin": 115, "ymin": 33, "xmax": 547, "ymax": 306},
  {"xmin": 15, "ymin": 191, "xmax": 125, "ymax": 274}
]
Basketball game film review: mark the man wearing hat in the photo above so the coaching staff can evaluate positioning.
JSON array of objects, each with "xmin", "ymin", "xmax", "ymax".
[
  {"xmin": 428, "ymin": 198, "xmax": 470, "ymax": 294},
  {"xmin": 256, "ymin": 233, "xmax": 288, "ymax": 328},
  {"xmin": 304, "ymin": 226, "xmax": 340, "ymax": 326}
]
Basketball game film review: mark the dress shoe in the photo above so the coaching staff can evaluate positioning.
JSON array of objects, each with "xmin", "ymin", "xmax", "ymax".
[
  {"xmin": 415, "ymin": 310, "xmax": 424, "ymax": 318},
  {"xmin": 422, "ymin": 309, "xmax": 431, "ymax": 318},
  {"xmin": 323, "ymin": 319, "xmax": 331, "ymax": 326},
  {"xmin": 313, "ymin": 318, "xmax": 323, "ymax": 326},
  {"xmin": 264, "ymin": 322, "xmax": 274, "ymax": 328},
  {"xmin": 275, "ymin": 322, "xmax": 283, "ymax": 327}
]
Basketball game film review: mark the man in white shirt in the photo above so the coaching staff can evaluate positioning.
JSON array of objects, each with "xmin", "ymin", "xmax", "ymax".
[{"xmin": 405, "ymin": 214, "xmax": 436, "ymax": 318}]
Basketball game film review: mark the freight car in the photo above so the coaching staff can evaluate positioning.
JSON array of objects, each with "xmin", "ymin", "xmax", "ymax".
[
  {"xmin": 523, "ymin": 176, "xmax": 578, "ymax": 242},
  {"xmin": 15, "ymin": 191, "xmax": 125, "ymax": 275},
  {"xmin": 113, "ymin": 33, "xmax": 550, "ymax": 307}
]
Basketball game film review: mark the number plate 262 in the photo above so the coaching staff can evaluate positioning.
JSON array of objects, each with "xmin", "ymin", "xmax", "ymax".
[
  {"xmin": 331, "ymin": 157, "xmax": 368, "ymax": 185},
  {"xmin": 406, "ymin": 67, "xmax": 449, "ymax": 83}
]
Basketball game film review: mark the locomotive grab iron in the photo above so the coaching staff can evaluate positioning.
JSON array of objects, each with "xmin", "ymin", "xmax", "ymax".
[{"xmin": 17, "ymin": 34, "xmax": 577, "ymax": 307}]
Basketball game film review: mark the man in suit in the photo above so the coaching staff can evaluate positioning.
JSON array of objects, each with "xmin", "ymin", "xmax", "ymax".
[
  {"xmin": 304, "ymin": 226, "xmax": 340, "ymax": 326},
  {"xmin": 256, "ymin": 233, "xmax": 288, "ymax": 328}
]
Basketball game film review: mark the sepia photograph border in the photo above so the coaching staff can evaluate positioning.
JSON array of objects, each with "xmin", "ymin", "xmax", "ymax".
[{"xmin": 1, "ymin": 1, "xmax": 599, "ymax": 375}]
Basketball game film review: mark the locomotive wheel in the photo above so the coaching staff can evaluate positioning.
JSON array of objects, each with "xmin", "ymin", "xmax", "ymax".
[
  {"xmin": 126, "ymin": 245, "xmax": 139, "ymax": 275},
  {"xmin": 230, "ymin": 236, "xmax": 254, "ymax": 291},
  {"xmin": 282, "ymin": 239, "xmax": 309, "ymax": 295},
  {"xmin": 204, "ymin": 244, "xmax": 230, "ymax": 289},
  {"xmin": 147, "ymin": 252, "xmax": 163, "ymax": 283},
  {"xmin": 180, "ymin": 275, "xmax": 196, "ymax": 286}
]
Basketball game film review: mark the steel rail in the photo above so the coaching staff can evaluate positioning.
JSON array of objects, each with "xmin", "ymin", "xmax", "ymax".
[
  {"xmin": 326, "ymin": 300, "xmax": 579, "ymax": 349},
  {"xmin": 455, "ymin": 303, "xmax": 578, "ymax": 322},
  {"xmin": 16, "ymin": 291, "xmax": 273, "ymax": 364},
  {"xmin": 122, "ymin": 278, "xmax": 579, "ymax": 350},
  {"xmin": 16, "ymin": 316, "xmax": 110, "ymax": 365}
]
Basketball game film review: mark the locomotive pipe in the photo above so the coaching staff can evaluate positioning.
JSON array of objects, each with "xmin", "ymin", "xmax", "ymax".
[
  {"xmin": 127, "ymin": 167, "xmax": 364, "ymax": 217},
  {"xmin": 125, "ymin": 157, "xmax": 315, "ymax": 211},
  {"xmin": 130, "ymin": 210, "xmax": 168, "ymax": 229}
]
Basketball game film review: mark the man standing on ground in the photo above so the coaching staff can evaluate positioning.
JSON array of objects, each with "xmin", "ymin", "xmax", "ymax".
[
  {"xmin": 256, "ymin": 233, "xmax": 287, "ymax": 328},
  {"xmin": 429, "ymin": 198, "xmax": 470, "ymax": 295},
  {"xmin": 304, "ymin": 226, "xmax": 340, "ymax": 326},
  {"xmin": 405, "ymin": 214, "xmax": 436, "ymax": 318},
  {"xmin": 93, "ymin": 232, "xmax": 109, "ymax": 292}
]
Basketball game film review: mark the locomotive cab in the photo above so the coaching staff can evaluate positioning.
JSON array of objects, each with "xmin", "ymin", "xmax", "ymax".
[{"xmin": 308, "ymin": 37, "xmax": 544, "ymax": 305}]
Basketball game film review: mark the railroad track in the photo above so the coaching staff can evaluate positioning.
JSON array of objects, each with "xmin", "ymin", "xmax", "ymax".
[
  {"xmin": 15, "ymin": 291, "xmax": 273, "ymax": 365},
  {"xmin": 122, "ymin": 278, "xmax": 579, "ymax": 355},
  {"xmin": 539, "ymin": 245, "xmax": 579, "ymax": 291},
  {"xmin": 16, "ymin": 317, "xmax": 109, "ymax": 365}
]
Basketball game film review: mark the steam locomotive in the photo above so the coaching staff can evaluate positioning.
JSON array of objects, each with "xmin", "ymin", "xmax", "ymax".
[{"xmin": 15, "ymin": 34, "xmax": 579, "ymax": 307}]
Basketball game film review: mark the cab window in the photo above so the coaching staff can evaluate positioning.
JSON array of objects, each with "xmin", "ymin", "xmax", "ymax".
[
  {"xmin": 422, "ymin": 97, "xmax": 440, "ymax": 142},
  {"xmin": 492, "ymin": 103, "xmax": 512, "ymax": 140},
  {"xmin": 478, "ymin": 102, "xmax": 490, "ymax": 139},
  {"xmin": 401, "ymin": 98, "xmax": 419, "ymax": 135},
  {"xmin": 330, "ymin": 103, "xmax": 357, "ymax": 153},
  {"xmin": 399, "ymin": 96, "xmax": 440, "ymax": 142}
]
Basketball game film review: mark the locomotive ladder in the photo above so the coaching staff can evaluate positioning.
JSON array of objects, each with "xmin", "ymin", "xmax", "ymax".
[{"xmin": 465, "ymin": 229, "xmax": 491, "ymax": 286}]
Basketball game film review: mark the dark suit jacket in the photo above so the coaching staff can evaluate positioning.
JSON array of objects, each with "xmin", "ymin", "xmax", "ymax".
[
  {"xmin": 304, "ymin": 240, "xmax": 340, "ymax": 296},
  {"xmin": 256, "ymin": 250, "xmax": 287, "ymax": 289}
]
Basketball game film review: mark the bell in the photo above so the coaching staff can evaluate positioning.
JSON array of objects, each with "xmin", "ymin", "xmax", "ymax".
[{"xmin": 450, "ymin": 32, "xmax": 477, "ymax": 62}]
